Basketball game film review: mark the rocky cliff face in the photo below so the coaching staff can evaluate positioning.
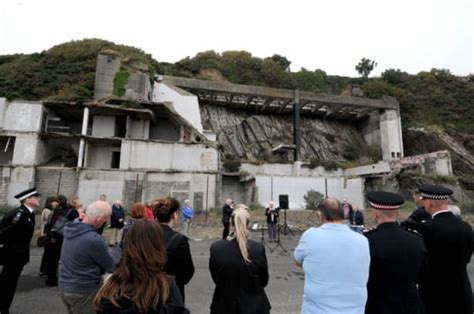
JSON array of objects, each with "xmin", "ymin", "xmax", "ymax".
[{"xmin": 200, "ymin": 104, "xmax": 376, "ymax": 163}]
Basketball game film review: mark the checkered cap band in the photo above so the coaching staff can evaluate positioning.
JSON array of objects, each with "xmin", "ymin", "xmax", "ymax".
[
  {"xmin": 369, "ymin": 202, "xmax": 401, "ymax": 210},
  {"xmin": 421, "ymin": 192, "xmax": 449, "ymax": 200}
]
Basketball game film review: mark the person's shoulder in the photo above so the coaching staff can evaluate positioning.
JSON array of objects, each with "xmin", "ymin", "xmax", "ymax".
[
  {"xmin": 363, "ymin": 226, "xmax": 378, "ymax": 237},
  {"xmin": 210, "ymin": 239, "xmax": 230, "ymax": 251}
]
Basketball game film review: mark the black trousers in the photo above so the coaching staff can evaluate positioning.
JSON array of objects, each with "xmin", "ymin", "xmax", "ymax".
[
  {"xmin": 222, "ymin": 222, "xmax": 230, "ymax": 239},
  {"xmin": 45, "ymin": 238, "xmax": 63, "ymax": 284},
  {"xmin": 0, "ymin": 262, "xmax": 25, "ymax": 313}
]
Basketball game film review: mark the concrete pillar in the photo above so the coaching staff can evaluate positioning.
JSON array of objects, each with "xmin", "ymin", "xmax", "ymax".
[
  {"xmin": 379, "ymin": 97, "xmax": 403, "ymax": 161},
  {"xmin": 77, "ymin": 107, "xmax": 90, "ymax": 168},
  {"xmin": 293, "ymin": 90, "xmax": 301, "ymax": 162}
]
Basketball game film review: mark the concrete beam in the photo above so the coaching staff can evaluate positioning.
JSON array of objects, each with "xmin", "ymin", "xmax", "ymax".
[{"xmin": 162, "ymin": 75, "xmax": 395, "ymax": 110}]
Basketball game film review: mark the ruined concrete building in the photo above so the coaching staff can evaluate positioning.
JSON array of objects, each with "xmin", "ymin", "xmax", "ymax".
[{"xmin": 0, "ymin": 53, "xmax": 453, "ymax": 209}]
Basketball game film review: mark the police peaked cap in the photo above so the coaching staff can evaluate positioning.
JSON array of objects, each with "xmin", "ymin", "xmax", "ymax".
[
  {"xmin": 366, "ymin": 191, "xmax": 404, "ymax": 210},
  {"xmin": 419, "ymin": 184, "xmax": 453, "ymax": 200},
  {"xmin": 14, "ymin": 187, "xmax": 40, "ymax": 201}
]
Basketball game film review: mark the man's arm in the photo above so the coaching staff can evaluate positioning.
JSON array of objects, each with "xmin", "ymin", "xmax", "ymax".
[{"xmin": 91, "ymin": 236, "xmax": 120, "ymax": 273}]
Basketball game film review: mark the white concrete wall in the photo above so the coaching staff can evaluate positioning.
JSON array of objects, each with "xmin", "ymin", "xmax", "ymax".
[
  {"xmin": 254, "ymin": 175, "xmax": 364, "ymax": 209},
  {"xmin": 145, "ymin": 172, "xmax": 217, "ymax": 209},
  {"xmin": 7, "ymin": 167, "xmax": 35, "ymax": 206},
  {"xmin": 120, "ymin": 140, "xmax": 218, "ymax": 172},
  {"xmin": 86, "ymin": 144, "xmax": 120, "ymax": 168},
  {"xmin": 241, "ymin": 162, "xmax": 343, "ymax": 177},
  {"xmin": 77, "ymin": 170, "xmax": 125, "ymax": 207},
  {"xmin": 380, "ymin": 109, "xmax": 403, "ymax": 160},
  {"xmin": 152, "ymin": 83, "xmax": 203, "ymax": 133},
  {"xmin": 12, "ymin": 134, "xmax": 41, "ymax": 165},
  {"xmin": 127, "ymin": 118, "xmax": 150, "ymax": 139},
  {"xmin": 343, "ymin": 161, "xmax": 391, "ymax": 176},
  {"xmin": 434, "ymin": 154, "xmax": 452, "ymax": 176},
  {"xmin": 92, "ymin": 115, "xmax": 116, "ymax": 137},
  {"xmin": 2, "ymin": 101, "xmax": 43, "ymax": 132}
]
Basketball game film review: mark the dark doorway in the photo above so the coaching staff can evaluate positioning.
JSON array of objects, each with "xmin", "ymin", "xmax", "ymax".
[{"xmin": 111, "ymin": 151, "xmax": 121, "ymax": 169}]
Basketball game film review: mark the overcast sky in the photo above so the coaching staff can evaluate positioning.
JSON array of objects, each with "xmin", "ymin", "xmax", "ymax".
[{"xmin": 0, "ymin": 0, "xmax": 472, "ymax": 77}]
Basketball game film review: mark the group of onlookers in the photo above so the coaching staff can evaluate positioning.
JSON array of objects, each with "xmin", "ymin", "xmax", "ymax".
[
  {"xmin": 295, "ymin": 185, "xmax": 473, "ymax": 314},
  {"xmin": 1, "ymin": 183, "xmax": 473, "ymax": 314}
]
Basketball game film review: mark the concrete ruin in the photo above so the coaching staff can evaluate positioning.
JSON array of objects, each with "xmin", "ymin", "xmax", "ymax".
[{"xmin": 0, "ymin": 53, "xmax": 455, "ymax": 210}]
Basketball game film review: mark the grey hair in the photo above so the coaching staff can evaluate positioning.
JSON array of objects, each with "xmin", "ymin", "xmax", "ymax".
[
  {"xmin": 225, "ymin": 198, "xmax": 233, "ymax": 205},
  {"xmin": 184, "ymin": 199, "xmax": 191, "ymax": 206},
  {"xmin": 318, "ymin": 198, "xmax": 344, "ymax": 221},
  {"xmin": 86, "ymin": 201, "xmax": 111, "ymax": 219}
]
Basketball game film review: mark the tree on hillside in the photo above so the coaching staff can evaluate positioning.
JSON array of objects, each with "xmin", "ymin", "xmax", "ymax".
[{"xmin": 355, "ymin": 58, "xmax": 377, "ymax": 78}]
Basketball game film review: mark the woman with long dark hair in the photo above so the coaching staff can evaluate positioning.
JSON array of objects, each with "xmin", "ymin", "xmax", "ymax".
[
  {"xmin": 209, "ymin": 204, "xmax": 271, "ymax": 314},
  {"xmin": 94, "ymin": 219, "xmax": 188, "ymax": 313}
]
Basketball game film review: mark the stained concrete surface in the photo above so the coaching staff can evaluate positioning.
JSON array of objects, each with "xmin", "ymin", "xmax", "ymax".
[{"xmin": 8, "ymin": 232, "xmax": 474, "ymax": 313}]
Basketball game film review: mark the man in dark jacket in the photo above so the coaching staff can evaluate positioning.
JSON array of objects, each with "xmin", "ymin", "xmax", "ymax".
[
  {"xmin": 155, "ymin": 197, "xmax": 195, "ymax": 304},
  {"xmin": 400, "ymin": 191, "xmax": 431, "ymax": 233},
  {"xmin": 364, "ymin": 191, "xmax": 427, "ymax": 314},
  {"xmin": 222, "ymin": 199, "xmax": 234, "ymax": 239},
  {"xmin": 0, "ymin": 187, "xmax": 40, "ymax": 314},
  {"xmin": 109, "ymin": 200, "xmax": 125, "ymax": 246},
  {"xmin": 418, "ymin": 185, "xmax": 473, "ymax": 314}
]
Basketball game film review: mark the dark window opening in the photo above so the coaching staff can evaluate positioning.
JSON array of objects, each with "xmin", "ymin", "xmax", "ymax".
[
  {"xmin": 115, "ymin": 116, "xmax": 127, "ymax": 138},
  {"xmin": 111, "ymin": 151, "xmax": 121, "ymax": 169},
  {"xmin": 0, "ymin": 137, "xmax": 15, "ymax": 165}
]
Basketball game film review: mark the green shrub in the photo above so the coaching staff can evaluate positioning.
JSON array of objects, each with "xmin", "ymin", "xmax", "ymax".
[
  {"xmin": 113, "ymin": 71, "xmax": 129, "ymax": 97},
  {"xmin": 248, "ymin": 203, "xmax": 264, "ymax": 211},
  {"xmin": 304, "ymin": 189, "xmax": 324, "ymax": 210}
]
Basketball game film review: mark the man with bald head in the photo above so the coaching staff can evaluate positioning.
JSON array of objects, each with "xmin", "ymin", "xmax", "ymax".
[
  {"xmin": 58, "ymin": 201, "xmax": 120, "ymax": 314},
  {"xmin": 294, "ymin": 197, "xmax": 370, "ymax": 314}
]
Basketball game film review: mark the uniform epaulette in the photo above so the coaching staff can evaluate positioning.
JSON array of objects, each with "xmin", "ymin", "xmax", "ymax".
[
  {"xmin": 12, "ymin": 208, "xmax": 24, "ymax": 224},
  {"xmin": 363, "ymin": 227, "xmax": 377, "ymax": 235},
  {"xmin": 405, "ymin": 228, "xmax": 422, "ymax": 236}
]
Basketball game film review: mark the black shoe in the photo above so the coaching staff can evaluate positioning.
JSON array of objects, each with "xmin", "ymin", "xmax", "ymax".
[{"xmin": 45, "ymin": 279, "xmax": 58, "ymax": 287}]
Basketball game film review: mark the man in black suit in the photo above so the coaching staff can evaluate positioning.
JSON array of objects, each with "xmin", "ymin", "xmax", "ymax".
[
  {"xmin": 418, "ymin": 185, "xmax": 473, "ymax": 314},
  {"xmin": 364, "ymin": 191, "xmax": 427, "ymax": 314},
  {"xmin": 400, "ymin": 191, "xmax": 431, "ymax": 233},
  {"xmin": 0, "ymin": 187, "xmax": 40, "ymax": 314}
]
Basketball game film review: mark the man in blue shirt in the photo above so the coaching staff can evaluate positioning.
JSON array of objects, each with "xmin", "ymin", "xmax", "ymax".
[
  {"xmin": 181, "ymin": 199, "xmax": 194, "ymax": 238},
  {"xmin": 294, "ymin": 197, "xmax": 370, "ymax": 314}
]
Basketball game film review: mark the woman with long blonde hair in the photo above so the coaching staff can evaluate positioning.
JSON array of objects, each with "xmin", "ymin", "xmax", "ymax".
[
  {"xmin": 209, "ymin": 204, "xmax": 271, "ymax": 314},
  {"xmin": 94, "ymin": 219, "xmax": 188, "ymax": 313}
]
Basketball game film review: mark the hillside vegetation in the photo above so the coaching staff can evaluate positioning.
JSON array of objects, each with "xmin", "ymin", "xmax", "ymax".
[{"xmin": 1, "ymin": 39, "xmax": 472, "ymax": 135}]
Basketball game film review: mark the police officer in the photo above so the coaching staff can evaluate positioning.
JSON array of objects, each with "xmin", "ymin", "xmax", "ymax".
[
  {"xmin": 0, "ymin": 187, "xmax": 40, "ymax": 314},
  {"xmin": 417, "ymin": 185, "xmax": 473, "ymax": 314},
  {"xmin": 364, "ymin": 191, "xmax": 427, "ymax": 314},
  {"xmin": 400, "ymin": 191, "xmax": 431, "ymax": 233}
]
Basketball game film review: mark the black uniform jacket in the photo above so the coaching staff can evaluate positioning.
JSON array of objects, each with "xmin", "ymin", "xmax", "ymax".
[
  {"xmin": 365, "ymin": 222, "xmax": 427, "ymax": 314},
  {"xmin": 222, "ymin": 205, "xmax": 233, "ymax": 224},
  {"xmin": 209, "ymin": 239, "xmax": 270, "ymax": 314},
  {"xmin": 400, "ymin": 207, "xmax": 431, "ymax": 233},
  {"xmin": 161, "ymin": 224, "xmax": 194, "ymax": 302},
  {"xmin": 0, "ymin": 205, "xmax": 35, "ymax": 265},
  {"xmin": 418, "ymin": 211, "xmax": 473, "ymax": 314}
]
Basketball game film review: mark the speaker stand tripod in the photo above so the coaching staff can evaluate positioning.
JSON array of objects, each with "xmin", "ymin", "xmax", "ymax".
[
  {"xmin": 281, "ymin": 208, "xmax": 294, "ymax": 237},
  {"xmin": 259, "ymin": 224, "xmax": 272, "ymax": 251},
  {"xmin": 271, "ymin": 222, "xmax": 289, "ymax": 255}
]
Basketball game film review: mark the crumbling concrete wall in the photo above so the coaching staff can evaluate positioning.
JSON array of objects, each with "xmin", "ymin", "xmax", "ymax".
[
  {"xmin": 93, "ymin": 54, "xmax": 122, "ymax": 101},
  {"xmin": 254, "ymin": 175, "xmax": 364, "ymax": 210},
  {"xmin": 153, "ymin": 83, "xmax": 203, "ymax": 133},
  {"xmin": 35, "ymin": 167, "xmax": 78, "ymax": 198},
  {"xmin": 120, "ymin": 140, "xmax": 218, "ymax": 172}
]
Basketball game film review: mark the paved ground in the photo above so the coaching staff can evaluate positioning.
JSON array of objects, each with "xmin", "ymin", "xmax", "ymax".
[{"xmin": 8, "ymin": 230, "xmax": 474, "ymax": 313}]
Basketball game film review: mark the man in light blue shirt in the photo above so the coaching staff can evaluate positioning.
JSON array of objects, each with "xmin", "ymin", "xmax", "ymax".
[
  {"xmin": 294, "ymin": 197, "xmax": 370, "ymax": 314},
  {"xmin": 181, "ymin": 199, "xmax": 194, "ymax": 238}
]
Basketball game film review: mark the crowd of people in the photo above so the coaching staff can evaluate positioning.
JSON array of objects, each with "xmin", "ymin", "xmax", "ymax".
[{"xmin": 0, "ymin": 183, "xmax": 472, "ymax": 314}]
